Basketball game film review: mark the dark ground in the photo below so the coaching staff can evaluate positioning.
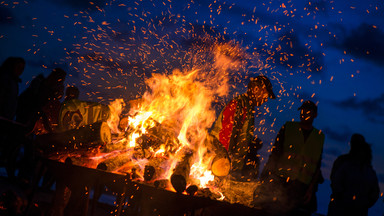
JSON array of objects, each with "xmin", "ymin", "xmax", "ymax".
[
  {"xmin": 0, "ymin": 169, "xmax": 117, "ymax": 216},
  {"xmin": 0, "ymin": 167, "xmax": 331, "ymax": 216}
]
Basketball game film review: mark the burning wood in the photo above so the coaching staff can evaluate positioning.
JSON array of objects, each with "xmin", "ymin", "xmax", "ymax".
[
  {"xmin": 96, "ymin": 153, "xmax": 132, "ymax": 172},
  {"xmin": 154, "ymin": 179, "xmax": 171, "ymax": 190},
  {"xmin": 144, "ymin": 165, "xmax": 155, "ymax": 181},
  {"xmin": 35, "ymin": 121, "xmax": 111, "ymax": 152},
  {"xmin": 37, "ymin": 57, "xmax": 261, "ymax": 212},
  {"xmin": 144, "ymin": 157, "xmax": 168, "ymax": 181},
  {"xmin": 205, "ymin": 135, "xmax": 231, "ymax": 177},
  {"xmin": 171, "ymin": 149, "xmax": 194, "ymax": 193}
]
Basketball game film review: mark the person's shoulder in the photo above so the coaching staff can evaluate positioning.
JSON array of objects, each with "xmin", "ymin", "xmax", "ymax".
[
  {"xmin": 225, "ymin": 97, "xmax": 240, "ymax": 109},
  {"xmin": 334, "ymin": 154, "xmax": 350, "ymax": 165},
  {"xmin": 0, "ymin": 72, "xmax": 8, "ymax": 83},
  {"xmin": 284, "ymin": 121, "xmax": 299, "ymax": 128},
  {"xmin": 284, "ymin": 121, "xmax": 297, "ymax": 125},
  {"xmin": 312, "ymin": 126, "xmax": 325, "ymax": 138},
  {"xmin": 33, "ymin": 73, "xmax": 45, "ymax": 80},
  {"xmin": 0, "ymin": 70, "xmax": 12, "ymax": 80},
  {"xmin": 29, "ymin": 74, "xmax": 45, "ymax": 87},
  {"xmin": 336, "ymin": 154, "xmax": 349, "ymax": 161}
]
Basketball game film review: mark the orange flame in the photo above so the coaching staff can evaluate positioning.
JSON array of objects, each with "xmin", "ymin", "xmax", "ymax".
[{"xmin": 103, "ymin": 42, "xmax": 245, "ymax": 190}]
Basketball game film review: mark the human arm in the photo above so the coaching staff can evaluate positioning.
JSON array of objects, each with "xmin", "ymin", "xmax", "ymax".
[
  {"xmin": 259, "ymin": 124, "xmax": 285, "ymax": 180},
  {"xmin": 367, "ymin": 168, "xmax": 380, "ymax": 208},
  {"xmin": 211, "ymin": 99, "xmax": 238, "ymax": 150},
  {"xmin": 303, "ymin": 160, "xmax": 323, "ymax": 204}
]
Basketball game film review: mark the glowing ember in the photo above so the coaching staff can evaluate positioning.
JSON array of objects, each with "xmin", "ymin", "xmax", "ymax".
[{"xmin": 190, "ymin": 162, "xmax": 215, "ymax": 188}]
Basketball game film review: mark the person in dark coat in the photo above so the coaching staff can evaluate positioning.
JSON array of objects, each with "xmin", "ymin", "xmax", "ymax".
[
  {"xmin": 15, "ymin": 68, "xmax": 66, "ymax": 182},
  {"xmin": 0, "ymin": 57, "xmax": 25, "ymax": 120},
  {"xmin": 16, "ymin": 67, "xmax": 66, "ymax": 133},
  {"xmin": 0, "ymin": 57, "xmax": 26, "ymax": 178},
  {"xmin": 328, "ymin": 133, "xmax": 380, "ymax": 216}
]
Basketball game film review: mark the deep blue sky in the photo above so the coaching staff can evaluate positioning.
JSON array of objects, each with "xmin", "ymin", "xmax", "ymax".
[{"xmin": 1, "ymin": 0, "xmax": 383, "ymax": 215}]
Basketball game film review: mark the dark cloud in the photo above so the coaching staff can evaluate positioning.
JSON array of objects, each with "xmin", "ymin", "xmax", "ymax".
[
  {"xmin": 332, "ymin": 94, "xmax": 384, "ymax": 124},
  {"xmin": 322, "ymin": 126, "xmax": 351, "ymax": 144},
  {"xmin": 0, "ymin": 6, "xmax": 14, "ymax": 24},
  {"xmin": 52, "ymin": 0, "xmax": 107, "ymax": 10},
  {"xmin": 305, "ymin": 0, "xmax": 330, "ymax": 14},
  {"xmin": 333, "ymin": 23, "xmax": 384, "ymax": 66}
]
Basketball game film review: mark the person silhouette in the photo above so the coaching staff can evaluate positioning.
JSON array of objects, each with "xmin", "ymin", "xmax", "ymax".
[
  {"xmin": 0, "ymin": 57, "xmax": 25, "ymax": 120},
  {"xmin": 0, "ymin": 57, "xmax": 26, "ymax": 179},
  {"xmin": 255, "ymin": 100, "xmax": 325, "ymax": 216},
  {"xmin": 328, "ymin": 133, "xmax": 380, "ymax": 216},
  {"xmin": 17, "ymin": 67, "xmax": 66, "ymax": 134},
  {"xmin": 210, "ymin": 75, "xmax": 276, "ymax": 180}
]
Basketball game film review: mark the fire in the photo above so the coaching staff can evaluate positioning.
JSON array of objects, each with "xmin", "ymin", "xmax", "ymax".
[
  {"xmin": 107, "ymin": 99, "xmax": 125, "ymax": 134},
  {"xmin": 190, "ymin": 161, "xmax": 215, "ymax": 188},
  {"xmin": 80, "ymin": 42, "xmax": 245, "ymax": 196},
  {"xmin": 109, "ymin": 43, "xmax": 242, "ymax": 189},
  {"xmin": 123, "ymin": 69, "xmax": 221, "ymax": 187}
]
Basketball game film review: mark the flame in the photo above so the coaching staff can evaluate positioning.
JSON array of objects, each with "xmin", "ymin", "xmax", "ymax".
[
  {"xmin": 79, "ymin": 42, "xmax": 244, "ymax": 192},
  {"xmin": 190, "ymin": 161, "xmax": 215, "ymax": 188},
  {"xmin": 124, "ymin": 69, "xmax": 221, "ymax": 186},
  {"xmin": 154, "ymin": 145, "xmax": 166, "ymax": 157},
  {"xmin": 107, "ymin": 99, "xmax": 125, "ymax": 134}
]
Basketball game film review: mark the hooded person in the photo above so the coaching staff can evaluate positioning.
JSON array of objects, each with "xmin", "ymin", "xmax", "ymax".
[{"xmin": 328, "ymin": 134, "xmax": 380, "ymax": 216}]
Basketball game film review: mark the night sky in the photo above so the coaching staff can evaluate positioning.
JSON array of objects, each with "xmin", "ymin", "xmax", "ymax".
[{"xmin": 1, "ymin": 0, "xmax": 384, "ymax": 215}]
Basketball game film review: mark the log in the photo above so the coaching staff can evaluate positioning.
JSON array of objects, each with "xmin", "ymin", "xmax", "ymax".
[
  {"xmin": 205, "ymin": 135, "xmax": 231, "ymax": 177},
  {"xmin": 154, "ymin": 179, "xmax": 171, "ymax": 190},
  {"xmin": 96, "ymin": 152, "xmax": 133, "ymax": 172},
  {"xmin": 144, "ymin": 157, "xmax": 168, "ymax": 181},
  {"xmin": 211, "ymin": 154, "xmax": 231, "ymax": 177},
  {"xmin": 144, "ymin": 165, "xmax": 156, "ymax": 182},
  {"xmin": 170, "ymin": 149, "xmax": 194, "ymax": 193},
  {"xmin": 35, "ymin": 121, "xmax": 111, "ymax": 152},
  {"xmin": 186, "ymin": 185, "xmax": 198, "ymax": 196},
  {"xmin": 94, "ymin": 149, "xmax": 141, "ymax": 172},
  {"xmin": 130, "ymin": 119, "xmax": 180, "ymax": 155}
]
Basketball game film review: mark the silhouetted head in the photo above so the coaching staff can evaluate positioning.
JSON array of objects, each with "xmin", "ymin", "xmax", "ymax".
[
  {"xmin": 0, "ymin": 57, "xmax": 25, "ymax": 77},
  {"xmin": 298, "ymin": 100, "xmax": 318, "ymax": 125},
  {"xmin": 247, "ymin": 75, "xmax": 275, "ymax": 106},
  {"xmin": 46, "ymin": 68, "xmax": 66, "ymax": 85},
  {"xmin": 65, "ymin": 86, "xmax": 79, "ymax": 101},
  {"xmin": 46, "ymin": 68, "xmax": 67, "ymax": 100},
  {"xmin": 349, "ymin": 133, "xmax": 372, "ymax": 164}
]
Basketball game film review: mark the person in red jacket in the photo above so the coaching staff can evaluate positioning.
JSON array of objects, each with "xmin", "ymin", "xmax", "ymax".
[{"xmin": 210, "ymin": 75, "xmax": 275, "ymax": 180}]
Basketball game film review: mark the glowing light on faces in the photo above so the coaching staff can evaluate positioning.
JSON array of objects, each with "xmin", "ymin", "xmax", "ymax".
[
  {"xmin": 300, "ymin": 109, "xmax": 316, "ymax": 122},
  {"xmin": 249, "ymin": 85, "xmax": 270, "ymax": 106}
]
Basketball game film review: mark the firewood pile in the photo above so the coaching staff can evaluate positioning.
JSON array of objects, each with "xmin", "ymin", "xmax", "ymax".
[{"xmin": 32, "ymin": 120, "xmax": 263, "ymax": 216}]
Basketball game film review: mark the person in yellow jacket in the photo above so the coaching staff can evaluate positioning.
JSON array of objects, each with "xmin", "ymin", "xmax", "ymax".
[
  {"xmin": 58, "ymin": 86, "xmax": 110, "ymax": 131},
  {"xmin": 254, "ymin": 100, "xmax": 325, "ymax": 216}
]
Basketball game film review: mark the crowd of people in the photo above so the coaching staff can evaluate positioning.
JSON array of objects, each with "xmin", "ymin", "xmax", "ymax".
[{"xmin": 0, "ymin": 56, "xmax": 382, "ymax": 215}]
